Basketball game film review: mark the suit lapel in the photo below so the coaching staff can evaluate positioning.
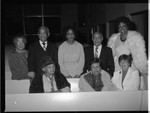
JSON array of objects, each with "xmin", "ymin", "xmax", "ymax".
[
  {"xmin": 38, "ymin": 41, "xmax": 43, "ymax": 50},
  {"xmin": 91, "ymin": 46, "xmax": 94, "ymax": 59},
  {"xmin": 123, "ymin": 68, "xmax": 131, "ymax": 84},
  {"xmin": 38, "ymin": 41, "xmax": 47, "ymax": 52}
]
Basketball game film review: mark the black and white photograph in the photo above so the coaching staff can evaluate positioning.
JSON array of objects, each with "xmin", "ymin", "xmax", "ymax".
[{"xmin": 2, "ymin": 0, "xmax": 149, "ymax": 112}]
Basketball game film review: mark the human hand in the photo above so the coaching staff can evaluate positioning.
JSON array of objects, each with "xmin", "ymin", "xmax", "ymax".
[
  {"xmin": 74, "ymin": 75, "xmax": 80, "ymax": 78},
  {"xmin": 61, "ymin": 86, "xmax": 71, "ymax": 92},
  {"xmin": 66, "ymin": 75, "xmax": 72, "ymax": 78},
  {"xmin": 28, "ymin": 72, "xmax": 35, "ymax": 78}
]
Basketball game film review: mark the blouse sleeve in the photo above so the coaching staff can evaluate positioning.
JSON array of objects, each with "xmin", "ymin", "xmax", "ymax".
[
  {"xmin": 77, "ymin": 44, "xmax": 85, "ymax": 75},
  {"xmin": 58, "ymin": 44, "xmax": 68, "ymax": 76}
]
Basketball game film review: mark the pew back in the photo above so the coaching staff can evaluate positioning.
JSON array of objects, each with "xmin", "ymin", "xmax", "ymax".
[
  {"xmin": 5, "ymin": 79, "xmax": 80, "ymax": 94},
  {"xmin": 5, "ymin": 91, "xmax": 148, "ymax": 111}
]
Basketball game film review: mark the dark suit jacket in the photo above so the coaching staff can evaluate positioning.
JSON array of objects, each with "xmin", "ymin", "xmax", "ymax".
[
  {"xmin": 27, "ymin": 41, "xmax": 58, "ymax": 79},
  {"xmin": 83, "ymin": 45, "xmax": 114, "ymax": 77}
]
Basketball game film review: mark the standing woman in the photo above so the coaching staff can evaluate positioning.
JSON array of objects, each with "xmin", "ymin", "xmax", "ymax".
[
  {"xmin": 8, "ymin": 34, "xmax": 29, "ymax": 80},
  {"xmin": 58, "ymin": 26, "xmax": 85, "ymax": 78}
]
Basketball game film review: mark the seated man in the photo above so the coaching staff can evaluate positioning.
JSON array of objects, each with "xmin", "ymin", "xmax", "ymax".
[
  {"xmin": 29, "ymin": 56, "xmax": 71, "ymax": 93},
  {"xmin": 79, "ymin": 58, "xmax": 117, "ymax": 92}
]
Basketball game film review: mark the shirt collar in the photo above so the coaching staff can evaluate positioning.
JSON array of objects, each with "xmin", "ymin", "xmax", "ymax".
[
  {"xmin": 39, "ymin": 40, "xmax": 48, "ymax": 48},
  {"xmin": 39, "ymin": 40, "xmax": 47, "ymax": 45},
  {"xmin": 94, "ymin": 44, "xmax": 102, "ymax": 50}
]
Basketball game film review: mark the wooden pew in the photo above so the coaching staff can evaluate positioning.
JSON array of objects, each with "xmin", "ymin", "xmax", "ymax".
[
  {"xmin": 5, "ymin": 80, "xmax": 30, "ymax": 94},
  {"xmin": 5, "ymin": 91, "xmax": 148, "ymax": 111},
  {"xmin": 5, "ymin": 79, "xmax": 79, "ymax": 94}
]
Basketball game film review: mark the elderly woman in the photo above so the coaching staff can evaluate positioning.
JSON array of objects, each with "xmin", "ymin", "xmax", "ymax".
[
  {"xmin": 58, "ymin": 26, "xmax": 85, "ymax": 78},
  {"xmin": 8, "ymin": 34, "xmax": 29, "ymax": 80},
  {"xmin": 107, "ymin": 16, "xmax": 147, "ymax": 76},
  {"xmin": 29, "ymin": 56, "xmax": 71, "ymax": 93},
  {"xmin": 79, "ymin": 58, "xmax": 117, "ymax": 92},
  {"xmin": 111, "ymin": 54, "xmax": 140, "ymax": 91}
]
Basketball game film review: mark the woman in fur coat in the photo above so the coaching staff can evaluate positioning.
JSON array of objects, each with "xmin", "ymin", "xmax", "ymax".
[{"xmin": 107, "ymin": 16, "xmax": 148, "ymax": 89}]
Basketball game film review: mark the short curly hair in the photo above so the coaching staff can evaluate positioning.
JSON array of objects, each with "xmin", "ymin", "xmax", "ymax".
[
  {"xmin": 90, "ymin": 58, "xmax": 101, "ymax": 67},
  {"xmin": 13, "ymin": 34, "xmax": 27, "ymax": 46},
  {"xmin": 62, "ymin": 26, "xmax": 77, "ymax": 38},
  {"xmin": 114, "ymin": 16, "xmax": 137, "ymax": 33},
  {"xmin": 118, "ymin": 54, "xmax": 133, "ymax": 67}
]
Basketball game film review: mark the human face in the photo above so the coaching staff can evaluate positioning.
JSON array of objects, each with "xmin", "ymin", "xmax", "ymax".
[
  {"xmin": 43, "ymin": 64, "xmax": 55, "ymax": 75},
  {"xmin": 66, "ymin": 29, "xmax": 75, "ymax": 43},
  {"xmin": 38, "ymin": 28, "xmax": 49, "ymax": 42},
  {"xmin": 92, "ymin": 33, "xmax": 103, "ymax": 46},
  {"xmin": 15, "ymin": 37, "xmax": 25, "ymax": 51},
  {"xmin": 119, "ymin": 60, "xmax": 130, "ymax": 72},
  {"xmin": 91, "ymin": 63, "xmax": 101, "ymax": 76},
  {"xmin": 118, "ymin": 22, "xmax": 128, "ymax": 36}
]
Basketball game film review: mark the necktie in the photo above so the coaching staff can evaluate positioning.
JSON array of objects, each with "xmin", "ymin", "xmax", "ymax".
[
  {"xmin": 42, "ymin": 42, "xmax": 46, "ymax": 51},
  {"xmin": 95, "ymin": 46, "xmax": 99, "ymax": 58},
  {"xmin": 49, "ymin": 76, "xmax": 54, "ymax": 92}
]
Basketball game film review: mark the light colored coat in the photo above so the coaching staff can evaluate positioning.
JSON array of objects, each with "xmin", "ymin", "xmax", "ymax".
[
  {"xmin": 111, "ymin": 68, "xmax": 140, "ymax": 90},
  {"xmin": 78, "ymin": 70, "xmax": 117, "ymax": 92}
]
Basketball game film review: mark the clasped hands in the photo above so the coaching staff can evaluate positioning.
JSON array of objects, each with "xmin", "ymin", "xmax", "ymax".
[{"xmin": 67, "ymin": 74, "xmax": 81, "ymax": 78}]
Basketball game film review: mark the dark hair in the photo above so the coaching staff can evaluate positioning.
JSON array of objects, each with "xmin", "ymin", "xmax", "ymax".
[
  {"xmin": 114, "ymin": 16, "xmax": 137, "ymax": 33},
  {"xmin": 118, "ymin": 54, "xmax": 133, "ymax": 66},
  {"xmin": 90, "ymin": 58, "xmax": 101, "ymax": 67},
  {"xmin": 62, "ymin": 26, "xmax": 77, "ymax": 38},
  {"xmin": 13, "ymin": 34, "xmax": 27, "ymax": 46}
]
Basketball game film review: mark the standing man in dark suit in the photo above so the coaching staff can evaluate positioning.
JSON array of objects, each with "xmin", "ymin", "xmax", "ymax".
[
  {"xmin": 84, "ymin": 32, "xmax": 114, "ymax": 77},
  {"xmin": 27, "ymin": 26, "xmax": 58, "ymax": 89}
]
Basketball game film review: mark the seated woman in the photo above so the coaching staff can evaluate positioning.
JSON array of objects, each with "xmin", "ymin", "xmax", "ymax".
[
  {"xmin": 8, "ymin": 34, "xmax": 30, "ymax": 80},
  {"xmin": 29, "ymin": 56, "xmax": 71, "ymax": 93},
  {"xmin": 78, "ymin": 58, "xmax": 117, "ymax": 92},
  {"xmin": 111, "ymin": 54, "xmax": 140, "ymax": 90}
]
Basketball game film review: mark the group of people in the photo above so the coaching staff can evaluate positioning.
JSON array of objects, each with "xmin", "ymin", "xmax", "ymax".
[{"xmin": 8, "ymin": 16, "xmax": 148, "ymax": 93}]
